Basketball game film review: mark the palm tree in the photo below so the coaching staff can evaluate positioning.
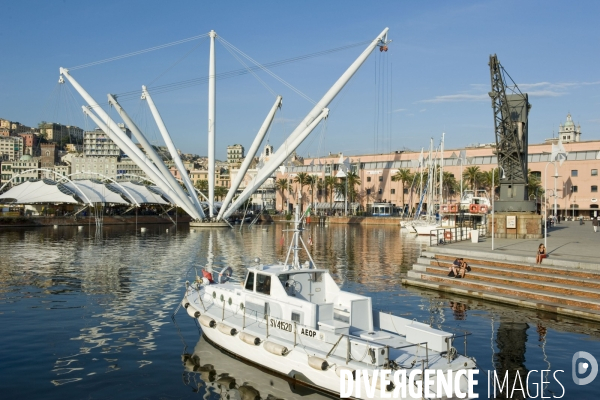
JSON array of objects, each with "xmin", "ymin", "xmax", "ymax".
[
  {"xmin": 214, "ymin": 186, "xmax": 227, "ymax": 201},
  {"xmin": 528, "ymin": 169, "xmax": 544, "ymax": 198},
  {"xmin": 306, "ymin": 175, "xmax": 317, "ymax": 211},
  {"xmin": 294, "ymin": 172, "xmax": 310, "ymax": 210},
  {"xmin": 441, "ymin": 171, "xmax": 458, "ymax": 201},
  {"xmin": 463, "ymin": 166, "xmax": 481, "ymax": 190},
  {"xmin": 275, "ymin": 178, "xmax": 289, "ymax": 212},
  {"xmin": 346, "ymin": 171, "xmax": 361, "ymax": 205},
  {"xmin": 324, "ymin": 176, "xmax": 337, "ymax": 213},
  {"xmin": 391, "ymin": 168, "xmax": 413, "ymax": 208},
  {"xmin": 316, "ymin": 178, "xmax": 325, "ymax": 203},
  {"xmin": 195, "ymin": 179, "xmax": 208, "ymax": 193}
]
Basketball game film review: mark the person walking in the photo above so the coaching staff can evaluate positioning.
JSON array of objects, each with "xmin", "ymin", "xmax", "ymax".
[{"xmin": 593, "ymin": 216, "xmax": 599, "ymax": 233}]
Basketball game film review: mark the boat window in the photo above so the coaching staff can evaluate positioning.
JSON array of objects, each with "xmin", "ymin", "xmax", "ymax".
[
  {"xmin": 312, "ymin": 272, "xmax": 323, "ymax": 282},
  {"xmin": 244, "ymin": 272, "xmax": 255, "ymax": 291},
  {"xmin": 256, "ymin": 273, "xmax": 271, "ymax": 295},
  {"xmin": 291, "ymin": 312, "xmax": 301, "ymax": 323}
]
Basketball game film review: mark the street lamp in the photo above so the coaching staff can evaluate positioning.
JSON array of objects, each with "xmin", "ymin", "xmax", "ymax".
[{"xmin": 491, "ymin": 166, "xmax": 505, "ymax": 251}]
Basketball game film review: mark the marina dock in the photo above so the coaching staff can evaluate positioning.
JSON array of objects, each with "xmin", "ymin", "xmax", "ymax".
[{"xmin": 403, "ymin": 221, "xmax": 600, "ymax": 322}]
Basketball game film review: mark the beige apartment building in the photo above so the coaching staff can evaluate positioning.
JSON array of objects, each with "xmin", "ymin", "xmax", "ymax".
[{"xmin": 277, "ymin": 137, "xmax": 600, "ymax": 219}]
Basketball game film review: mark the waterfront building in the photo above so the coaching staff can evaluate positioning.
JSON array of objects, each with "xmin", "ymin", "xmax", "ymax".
[
  {"xmin": 0, "ymin": 136, "xmax": 23, "ymax": 161},
  {"xmin": 277, "ymin": 136, "xmax": 600, "ymax": 219}
]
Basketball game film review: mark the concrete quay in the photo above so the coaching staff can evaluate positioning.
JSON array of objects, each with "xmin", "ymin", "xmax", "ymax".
[{"xmin": 403, "ymin": 221, "xmax": 600, "ymax": 322}]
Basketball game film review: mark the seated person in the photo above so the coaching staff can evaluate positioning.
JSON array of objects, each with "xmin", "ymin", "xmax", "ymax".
[
  {"xmin": 536, "ymin": 244, "xmax": 547, "ymax": 264},
  {"xmin": 448, "ymin": 258, "xmax": 462, "ymax": 277}
]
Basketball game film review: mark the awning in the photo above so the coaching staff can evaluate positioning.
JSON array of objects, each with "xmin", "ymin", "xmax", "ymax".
[{"xmin": 0, "ymin": 179, "xmax": 81, "ymax": 204}]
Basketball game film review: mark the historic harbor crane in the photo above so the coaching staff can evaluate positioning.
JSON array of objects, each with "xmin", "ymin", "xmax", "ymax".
[{"xmin": 489, "ymin": 54, "xmax": 536, "ymax": 212}]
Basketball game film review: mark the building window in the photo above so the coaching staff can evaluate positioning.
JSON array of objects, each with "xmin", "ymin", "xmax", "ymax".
[
  {"xmin": 531, "ymin": 171, "xmax": 541, "ymax": 180},
  {"xmin": 592, "ymin": 186, "xmax": 598, "ymax": 193},
  {"xmin": 367, "ymin": 176, "xmax": 371, "ymax": 182},
  {"xmin": 378, "ymin": 176, "xmax": 383, "ymax": 182},
  {"xmin": 572, "ymin": 186, "xmax": 578, "ymax": 193},
  {"xmin": 378, "ymin": 188, "xmax": 382, "ymax": 195},
  {"xmin": 366, "ymin": 189, "xmax": 371, "ymax": 195},
  {"xmin": 571, "ymin": 170, "xmax": 578, "ymax": 177},
  {"xmin": 391, "ymin": 189, "xmax": 395, "ymax": 194},
  {"xmin": 592, "ymin": 169, "xmax": 598, "ymax": 176},
  {"xmin": 404, "ymin": 188, "xmax": 409, "ymax": 194}
]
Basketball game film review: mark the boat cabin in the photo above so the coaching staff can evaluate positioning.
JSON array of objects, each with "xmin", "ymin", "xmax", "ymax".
[{"xmin": 241, "ymin": 264, "xmax": 373, "ymax": 336}]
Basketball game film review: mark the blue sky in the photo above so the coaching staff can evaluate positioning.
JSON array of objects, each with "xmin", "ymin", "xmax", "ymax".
[{"xmin": 2, "ymin": 1, "xmax": 599, "ymax": 159}]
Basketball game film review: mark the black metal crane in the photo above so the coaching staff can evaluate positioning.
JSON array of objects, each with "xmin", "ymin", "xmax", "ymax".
[{"xmin": 489, "ymin": 54, "xmax": 536, "ymax": 212}]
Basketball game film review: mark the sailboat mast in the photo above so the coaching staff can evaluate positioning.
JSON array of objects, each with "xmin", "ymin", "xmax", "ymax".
[
  {"xmin": 208, "ymin": 30, "xmax": 216, "ymax": 218},
  {"xmin": 440, "ymin": 132, "xmax": 444, "ymax": 206}
]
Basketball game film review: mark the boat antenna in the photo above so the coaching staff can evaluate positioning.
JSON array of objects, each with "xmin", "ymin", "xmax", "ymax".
[{"xmin": 293, "ymin": 194, "xmax": 302, "ymax": 269}]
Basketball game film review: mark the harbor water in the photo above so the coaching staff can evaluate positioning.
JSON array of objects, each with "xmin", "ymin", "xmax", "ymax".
[{"xmin": 0, "ymin": 223, "xmax": 598, "ymax": 399}]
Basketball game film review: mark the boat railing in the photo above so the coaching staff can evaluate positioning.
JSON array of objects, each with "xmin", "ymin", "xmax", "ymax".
[{"xmin": 428, "ymin": 224, "xmax": 487, "ymax": 246}]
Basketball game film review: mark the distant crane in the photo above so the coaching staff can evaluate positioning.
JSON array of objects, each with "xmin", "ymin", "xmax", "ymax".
[{"xmin": 488, "ymin": 54, "xmax": 536, "ymax": 212}]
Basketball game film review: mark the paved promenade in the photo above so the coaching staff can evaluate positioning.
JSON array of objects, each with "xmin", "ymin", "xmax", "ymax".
[{"xmin": 443, "ymin": 220, "xmax": 600, "ymax": 270}]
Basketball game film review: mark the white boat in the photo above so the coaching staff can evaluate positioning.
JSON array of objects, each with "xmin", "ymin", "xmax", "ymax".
[{"xmin": 180, "ymin": 205, "xmax": 477, "ymax": 399}]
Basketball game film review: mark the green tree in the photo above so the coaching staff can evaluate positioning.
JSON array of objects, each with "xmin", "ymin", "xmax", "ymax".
[
  {"xmin": 527, "ymin": 169, "xmax": 544, "ymax": 198},
  {"xmin": 275, "ymin": 178, "xmax": 289, "ymax": 212},
  {"xmin": 391, "ymin": 168, "xmax": 413, "ymax": 207},
  {"xmin": 324, "ymin": 176, "xmax": 337, "ymax": 212},
  {"xmin": 306, "ymin": 175, "xmax": 317, "ymax": 210},
  {"xmin": 195, "ymin": 179, "xmax": 208, "ymax": 193},
  {"xmin": 214, "ymin": 186, "xmax": 227, "ymax": 201},
  {"xmin": 294, "ymin": 172, "xmax": 310, "ymax": 210},
  {"xmin": 463, "ymin": 166, "xmax": 481, "ymax": 190}
]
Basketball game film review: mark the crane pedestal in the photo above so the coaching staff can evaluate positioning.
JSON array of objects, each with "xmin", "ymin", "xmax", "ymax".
[{"xmin": 488, "ymin": 212, "xmax": 542, "ymax": 239}]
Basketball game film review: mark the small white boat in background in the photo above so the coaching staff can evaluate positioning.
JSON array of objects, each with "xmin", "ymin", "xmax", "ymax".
[{"xmin": 179, "ymin": 204, "xmax": 477, "ymax": 399}]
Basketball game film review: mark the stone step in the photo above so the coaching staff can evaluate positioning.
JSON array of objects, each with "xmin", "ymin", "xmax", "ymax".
[
  {"xmin": 401, "ymin": 275, "xmax": 600, "ymax": 323},
  {"xmin": 412, "ymin": 262, "xmax": 600, "ymax": 300},
  {"xmin": 421, "ymin": 251, "xmax": 600, "ymax": 280},
  {"xmin": 406, "ymin": 270, "xmax": 600, "ymax": 312},
  {"xmin": 417, "ymin": 257, "xmax": 600, "ymax": 290},
  {"xmin": 424, "ymin": 246, "xmax": 600, "ymax": 272}
]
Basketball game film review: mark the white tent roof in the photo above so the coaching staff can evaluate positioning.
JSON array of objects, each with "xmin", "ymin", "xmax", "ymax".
[
  {"xmin": 63, "ymin": 179, "xmax": 129, "ymax": 205},
  {"xmin": 0, "ymin": 179, "xmax": 80, "ymax": 204},
  {"xmin": 108, "ymin": 181, "xmax": 170, "ymax": 205}
]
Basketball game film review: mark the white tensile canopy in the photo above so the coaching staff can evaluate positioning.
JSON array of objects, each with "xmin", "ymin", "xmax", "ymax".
[
  {"xmin": 107, "ymin": 181, "xmax": 170, "ymax": 205},
  {"xmin": 62, "ymin": 179, "xmax": 129, "ymax": 205},
  {"xmin": 0, "ymin": 179, "xmax": 173, "ymax": 206},
  {"xmin": 0, "ymin": 179, "xmax": 81, "ymax": 204}
]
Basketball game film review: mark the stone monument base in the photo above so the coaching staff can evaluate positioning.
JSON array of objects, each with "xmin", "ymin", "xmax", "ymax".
[{"xmin": 487, "ymin": 212, "xmax": 542, "ymax": 239}]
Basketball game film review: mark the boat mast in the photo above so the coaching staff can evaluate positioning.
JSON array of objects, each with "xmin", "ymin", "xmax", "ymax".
[
  {"xmin": 208, "ymin": 30, "xmax": 216, "ymax": 218},
  {"xmin": 440, "ymin": 132, "xmax": 444, "ymax": 207}
]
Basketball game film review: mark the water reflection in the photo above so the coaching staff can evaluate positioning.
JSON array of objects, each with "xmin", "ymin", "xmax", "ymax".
[
  {"xmin": 0, "ymin": 224, "xmax": 599, "ymax": 398},
  {"xmin": 182, "ymin": 336, "xmax": 330, "ymax": 399}
]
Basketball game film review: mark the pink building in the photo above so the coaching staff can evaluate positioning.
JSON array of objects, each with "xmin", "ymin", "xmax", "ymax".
[{"xmin": 276, "ymin": 139, "xmax": 600, "ymax": 219}]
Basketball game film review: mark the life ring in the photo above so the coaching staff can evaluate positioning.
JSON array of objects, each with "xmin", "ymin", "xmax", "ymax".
[
  {"xmin": 479, "ymin": 205, "xmax": 488, "ymax": 213},
  {"xmin": 444, "ymin": 231, "xmax": 452, "ymax": 240},
  {"xmin": 218, "ymin": 266, "xmax": 233, "ymax": 284},
  {"xmin": 469, "ymin": 204, "xmax": 479, "ymax": 213}
]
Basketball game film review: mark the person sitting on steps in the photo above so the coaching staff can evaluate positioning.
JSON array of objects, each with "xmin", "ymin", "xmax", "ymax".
[
  {"xmin": 448, "ymin": 258, "xmax": 471, "ymax": 278},
  {"xmin": 536, "ymin": 243, "xmax": 547, "ymax": 264}
]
